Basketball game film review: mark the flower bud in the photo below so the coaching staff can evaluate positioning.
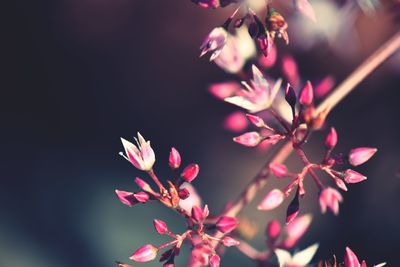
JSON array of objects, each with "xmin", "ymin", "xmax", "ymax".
[
  {"xmin": 134, "ymin": 177, "xmax": 153, "ymax": 193},
  {"xmin": 130, "ymin": 244, "xmax": 158, "ymax": 262},
  {"xmin": 209, "ymin": 254, "xmax": 220, "ymax": 267},
  {"xmin": 169, "ymin": 147, "xmax": 181, "ymax": 169},
  {"xmin": 216, "ymin": 216, "xmax": 238, "ymax": 233},
  {"xmin": 178, "ymin": 188, "xmax": 190, "ymax": 200},
  {"xmin": 233, "ymin": 131, "xmax": 261, "ymax": 147},
  {"xmin": 134, "ymin": 192, "xmax": 150, "ymax": 203},
  {"xmin": 115, "ymin": 190, "xmax": 137, "ymax": 206},
  {"xmin": 285, "ymin": 83, "xmax": 297, "ymax": 112},
  {"xmin": 299, "ymin": 81, "xmax": 314, "ymax": 106},
  {"xmin": 246, "ymin": 114, "xmax": 266, "ymax": 128},
  {"xmin": 344, "ymin": 247, "xmax": 360, "ymax": 267},
  {"xmin": 266, "ymin": 220, "xmax": 281, "ymax": 240},
  {"xmin": 319, "ymin": 187, "xmax": 343, "ymax": 215},
  {"xmin": 286, "ymin": 190, "xmax": 300, "ymax": 224},
  {"xmin": 181, "ymin": 164, "xmax": 200, "ymax": 182},
  {"xmin": 348, "ymin": 147, "xmax": 377, "ymax": 166},
  {"xmin": 191, "ymin": 206, "xmax": 204, "ymax": 222},
  {"xmin": 334, "ymin": 178, "xmax": 348, "ymax": 191},
  {"xmin": 153, "ymin": 219, "xmax": 168, "ymax": 234},
  {"xmin": 325, "ymin": 127, "xmax": 338, "ymax": 149},
  {"xmin": 222, "ymin": 236, "xmax": 240, "ymax": 247},
  {"xmin": 269, "ymin": 163, "xmax": 288, "ymax": 177},
  {"xmin": 344, "ymin": 169, "xmax": 367, "ymax": 184},
  {"xmin": 257, "ymin": 189, "xmax": 284, "ymax": 211}
]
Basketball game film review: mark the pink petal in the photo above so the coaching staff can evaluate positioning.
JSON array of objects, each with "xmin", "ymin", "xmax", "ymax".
[
  {"xmin": 208, "ymin": 82, "xmax": 241, "ymax": 100},
  {"xmin": 258, "ymin": 189, "xmax": 285, "ymax": 211},
  {"xmin": 209, "ymin": 254, "xmax": 220, "ymax": 267},
  {"xmin": 348, "ymin": 147, "xmax": 377, "ymax": 166},
  {"xmin": 299, "ymin": 81, "xmax": 314, "ymax": 106},
  {"xmin": 169, "ymin": 147, "xmax": 181, "ymax": 169},
  {"xmin": 181, "ymin": 164, "xmax": 200, "ymax": 182},
  {"xmin": 216, "ymin": 216, "xmax": 238, "ymax": 233},
  {"xmin": 266, "ymin": 220, "xmax": 281, "ymax": 240},
  {"xmin": 269, "ymin": 163, "xmax": 288, "ymax": 177},
  {"xmin": 344, "ymin": 247, "xmax": 360, "ymax": 267},
  {"xmin": 315, "ymin": 76, "xmax": 335, "ymax": 98},
  {"xmin": 224, "ymin": 111, "xmax": 249, "ymax": 132},
  {"xmin": 115, "ymin": 190, "xmax": 137, "ymax": 206}
]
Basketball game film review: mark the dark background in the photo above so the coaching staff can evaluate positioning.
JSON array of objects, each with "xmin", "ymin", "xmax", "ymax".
[{"xmin": 2, "ymin": 0, "xmax": 400, "ymax": 266}]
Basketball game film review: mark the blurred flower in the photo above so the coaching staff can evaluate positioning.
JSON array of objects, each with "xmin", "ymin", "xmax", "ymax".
[
  {"xmin": 225, "ymin": 65, "xmax": 282, "ymax": 113},
  {"xmin": 200, "ymin": 27, "xmax": 228, "ymax": 61},
  {"xmin": 120, "ymin": 133, "xmax": 155, "ymax": 171},
  {"xmin": 214, "ymin": 26, "xmax": 256, "ymax": 73},
  {"xmin": 223, "ymin": 111, "xmax": 249, "ymax": 132},
  {"xmin": 348, "ymin": 147, "xmax": 377, "ymax": 166},
  {"xmin": 179, "ymin": 183, "xmax": 202, "ymax": 214},
  {"xmin": 258, "ymin": 189, "xmax": 285, "ymax": 210}
]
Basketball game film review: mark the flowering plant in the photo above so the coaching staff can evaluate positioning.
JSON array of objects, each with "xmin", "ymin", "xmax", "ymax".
[{"xmin": 113, "ymin": 1, "xmax": 399, "ymax": 266}]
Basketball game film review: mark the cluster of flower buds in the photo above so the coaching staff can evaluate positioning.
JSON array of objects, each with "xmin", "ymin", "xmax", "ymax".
[
  {"xmin": 116, "ymin": 133, "xmax": 242, "ymax": 266},
  {"xmin": 116, "ymin": 133, "xmax": 200, "ymax": 210},
  {"xmin": 318, "ymin": 247, "xmax": 386, "ymax": 267}
]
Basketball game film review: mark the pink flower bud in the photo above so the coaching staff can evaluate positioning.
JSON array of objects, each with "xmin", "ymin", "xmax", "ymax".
[
  {"xmin": 133, "ymin": 192, "xmax": 149, "ymax": 203},
  {"xmin": 284, "ymin": 214, "xmax": 312, "ymax": 248},
  {"xmin": 257, "ymin": 189, "xmax": 285, "ymax": 211},
  {"xmin": 246, "ymin": 114, "xmax": 266, "ymax": 128},
  {"xmin": 319, "ymin": 187, "xmax": 343, "ymax": 215},
  {"xmin": 191, "ymin": 206, "xmax": 204, "ymax": 222},
  {"xmin": 344, "ymin": 169, "xmax": 367, "ymax": 184},
  {"xmin": 269, "ymin": 163, "xmax": 288, "ymax": 177},
  {"xmin": 209, "ymin": 254, "xmax": 220, "ymax": 267},
  {"xmin": 181, "ymin": 164, "xmax": 200, "ymax": 182},
  {"xmin": 266, "ymin": 220, "xmax": 281, "ymax": 240},
  {"xmin": 153, "ymin": 219, "xmax": 168, "ymax": 234},
  {"xmin": 315, "ymin": 76, "xmax": 334, "ymax": 98},
  {"xmin": 334, "ymin": 177, "xmax": 348, "ymax": 191},
  {"xmin": 115, "ymin": 261, "xmax": 133, "ymax": 267},
  {"xmin": 325, "ymin": 127, "xmax": 338, "ymax": 149},
  {"xmin": 233, "ymin": 131, "xmax": 261, "ymax": 147},
  {"xmin": 134, "ymin": 177, "xmax": 153, "ymax": 193},
  {"xmin": 115, "ymin": 190, "xmax": 137, "ymax": 206},
  {"xmin": 178, "ymin": 188, "xmax": 190, "ymax": 199},
  {"xmin": 344, "ymin": 247, "xmax": 360, "ymax": 267},
  {"xmin": 299, "ymin": 81, "xmax": 314, "ymax": 106},
  {"xmin": 130, "ymin": 244, "xmax": 158, "ymax": 262},
  {"xmin": 216, "ymin": 216, "xmax": 238, "ymax": 233},
  {"xmin": 169, "ymin": 147, "xmax": 181, "ymax": 169},
  {"xmin": 348, "ymin": 147, "xmax": 377, "ymax": 166},
  {"xmin": 286, "ymin": 191, "xmax": 300, "ymax": 224},
  {"xmin": 224, "ymin": 111, "xmax": 249, "ymax": 132},
  {"xmin": 222, "ymin": 236, "xmax": 240, "ymax": 247}
]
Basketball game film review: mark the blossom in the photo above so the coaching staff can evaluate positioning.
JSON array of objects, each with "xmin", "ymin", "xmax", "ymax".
[
  {"xmin": 225, "ymin": 65, "xmax": 282, "ymax": 113},
  {"xmin": 130, "ymin": 244, "xmax": 158, "ymax": 262},
  {"xmin": 214, "ymin": 26, "xmax": 256, "ymax": 73},
  {"xmin": 120, "ymin": 133, "xmax": 155, "ymax": 171},
  {"xmin": 275, "ymin": 243, "xmax": 319, "ymax": 267},
  {"xmin": 200, "ymin": 27, "xmax": 228, "ymax": 61},
  {"xmin": 319, "ymin": 187, "xmax": 343, "ymax": 215}
]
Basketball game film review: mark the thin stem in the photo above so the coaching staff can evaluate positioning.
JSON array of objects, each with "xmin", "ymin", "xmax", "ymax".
[
  {"xmin": 236, "ymin": 239, "xmax": 264, "ymax": 260},
  {"xmin": 148, "ymin": 169, "xmax": 167, "ymax": 193}
]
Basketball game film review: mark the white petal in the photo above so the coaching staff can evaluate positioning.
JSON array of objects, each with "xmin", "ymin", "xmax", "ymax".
[
  {"xmin": 374, "ymin": 263, "xmax": 387, "ymax": 267},
  {"xmin": 291, "ymin": 243, "xmax": 319, "ymax": 266},
  {"xmin": 275, "ymin": 249, "xmax": 292, "ymax": 267},
  {"xmin": 224, "ymin": 96, "xmax": 259, "ymax": 112},
  {"xmin": 269, "ymin": 78, "xmax": 282, "ymax": 104}
]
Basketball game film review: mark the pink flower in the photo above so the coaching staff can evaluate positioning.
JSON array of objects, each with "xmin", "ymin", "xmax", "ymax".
[
  {"xmin": 169, "ymin": 147, "xmax": 181, "ymax": 169},
  {"xmin": 325, "ymin": 127, "xmax": 338, "ymax": 149},
  {"xmin": 225, "ymin": 65, "xmax": 282, "ymax": 113},
  {"xmin": 153, "ymin": 219, "xmax": 168, "ymax": 234},
  {"xmin": 216, "ymin": 216, "xmax": 238, "ymax": 233},
  {"xmin": 233, "ymin": 131, "xmax": 261, "ymax": 147},
  {"xmin": 319, "ymin": 187, "xmax": 343, "ymax": 215},
  {"xmin": 200, "ymin": 27, "xmax": 228, "ymax": 61},
  {"xmin": 222, "ymin": 236, "xmax": 240, "ymax": 247},
  {"xmin": 348, "ymin": 147, "xmax": 377, "ymax": 166},
  {"xmin": 258, "ymin": 189, "xmax": 285, "ymax": 211},
  {"xmin": 269, "ymin": 162, "xmax": 288, "ymax": 177},
  {"xmin": 181, "ymin": 164, "xmax": 200, "ymax": 182},
  {"xmin": 120, "ymin": 133, "xmax": 155, "ymax": 171},
  {"xmin": 299, "ymin": 81, "xmax": 314, "ymax": 106},
  {"xmin": 344, "ymin": 169, "xmax": 367, "ymax": 184},
  {"xmin": 130, "ymin": 244, "xmax": 158, "ymax": 262}
]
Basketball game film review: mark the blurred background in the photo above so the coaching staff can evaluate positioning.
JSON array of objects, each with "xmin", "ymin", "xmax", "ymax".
[{"xmin": 2, "ymin": 0, "xmax": 400, "ymax": 266}]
